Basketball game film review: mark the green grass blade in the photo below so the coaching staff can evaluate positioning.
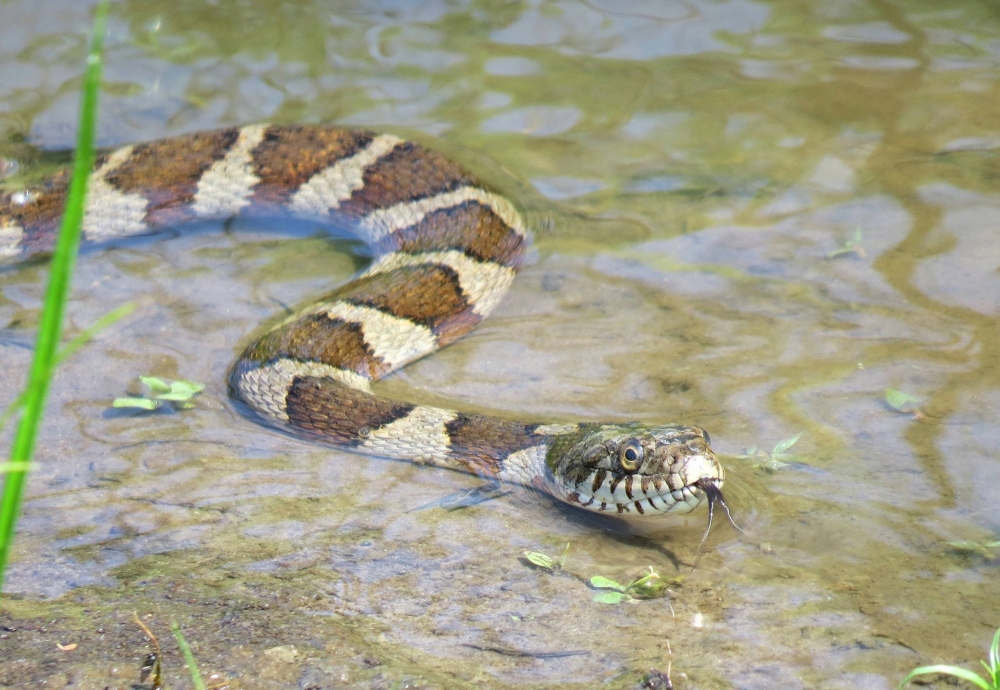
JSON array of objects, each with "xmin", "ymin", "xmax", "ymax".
[
  {"xmin": 170, "ymin": 621, "xmax": 207, "ymax": 690},
  {"xmin": 0, "ymin": 0, "xmax": 110, "ymax": 593},
  {"xmin": 898, "ymin": 665, "xmax": 992, "ymax": 690},
  {"xmin": 0, "ymin": 463, "xmax": 36, "ymax": 475},
  {"xmin": 990, "ymin": 627, "xmax": 1000, "ymax": 676}
]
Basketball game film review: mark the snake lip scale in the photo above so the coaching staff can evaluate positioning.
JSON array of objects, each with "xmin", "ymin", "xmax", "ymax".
[{"xmin": 1, "ymin": 123, "xmax": 726, "ymax": 521}]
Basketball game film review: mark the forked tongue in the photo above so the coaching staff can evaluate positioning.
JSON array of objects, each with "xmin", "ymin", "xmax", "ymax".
[{"xmin": 691, "ymin": 477, "xmax": 743, "ymax": 570}]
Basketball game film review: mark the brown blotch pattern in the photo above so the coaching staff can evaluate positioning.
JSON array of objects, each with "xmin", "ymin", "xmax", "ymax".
[
  {"xmin": 249, "ymin": 126, "xmax": 376, "ymax": 208},
  {"xmin": 444, "ymin": 413, "xmax": 539, "ymax": 476},
  {"xmin": 383, "ymin": 201, "xmax": 526, "ymax": 267},
  {"xmin": 285, "ymin": 377, "xmax": 414, "ymax": 444},
  {"xmin": 339, "ymin": 142, "xmax": 476, "ymax": 217},
  {"xmin": 244, "ymin": 313, "xmax": 390, "ymax": 380},
  {"xmin": 334, "ymin": 264, "xmax": 481, "ymax": 343},
  {"xmin": 104, "ymin": 129, "xmax": 241, "ymax": 227}
]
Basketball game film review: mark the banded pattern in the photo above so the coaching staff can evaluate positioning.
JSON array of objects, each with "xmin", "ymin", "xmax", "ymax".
[{"xmin": 1, "ymin": 124, "xmax": 724, "ymax": 517}]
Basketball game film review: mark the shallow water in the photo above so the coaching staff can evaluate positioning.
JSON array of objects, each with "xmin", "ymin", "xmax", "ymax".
[{"xmin": 1, "ymin": 0, "xmax": 999, "ymax": 688}]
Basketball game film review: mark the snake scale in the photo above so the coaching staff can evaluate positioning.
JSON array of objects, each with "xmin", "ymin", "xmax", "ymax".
[{"xmin": 0, "ymin": 124, "xmax": 725, "ymax": 518}]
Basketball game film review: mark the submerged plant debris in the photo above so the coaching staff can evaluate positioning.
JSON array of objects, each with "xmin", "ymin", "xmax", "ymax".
[
  {"xmin": 113, "ymin": 376, "xmax": 205, "ymax": 411},
  {"xmin": 884, "ymin": 389, "xmax": 926, "ymax": 419},
  {"xmin": 589, "ymin": 567, "xmax": 673, "ymax": 605},
  {"xmin": 826, "ymin": 227, "xmax": 866, "ymax": 259},
  {"xmin": 522, "ymin": 543, "xmax": 570, "ymax": 572},
  {"xmin": 737, "ymin": 432, "xmax": 805, "ymax": 470}
]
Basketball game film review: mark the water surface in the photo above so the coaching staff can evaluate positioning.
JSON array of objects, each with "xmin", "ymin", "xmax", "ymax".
[{"xmin": 1, "ymin": 1, "xmax": 999, "ymax": 688}]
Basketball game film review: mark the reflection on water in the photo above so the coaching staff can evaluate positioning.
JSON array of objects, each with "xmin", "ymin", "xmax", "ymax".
[{"xmin": 2, "ymin": 0, "xmax": 999, "ymax": 687}]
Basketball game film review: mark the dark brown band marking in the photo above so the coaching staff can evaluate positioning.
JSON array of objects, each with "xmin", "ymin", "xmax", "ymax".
[
  {"xmin": 284, "ymin": 377, "xmax": 414, "ymax": 444},
  {"xmin": 245, "ymin": 314, "xmax": 389, "ymax": 380},
  {"xmin": 249, "ymin": 126, "xmax": 376, "ymax": 208},
  {"xmin": 444, "ymin": 413, "xmax": 539, "ymax": 475},
  {"xmin": 335, "ymin": 264, "xmax": 479, "ymax": 338},
  {"xmin": 106, "ymin": 129, "xmax": 242, "ymax": 227},
  {"xmin": 339, "ymin": 142, "xmax": 476, "ymax": 217},
  {"xmin": 384, "ymin": 201, "xmax": 527, "ymax": 268}
]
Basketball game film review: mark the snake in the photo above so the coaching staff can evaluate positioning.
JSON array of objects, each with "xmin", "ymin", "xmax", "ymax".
[{"xmin": 0, "ymin": 124, "xmax": 726, "ymax": 519}]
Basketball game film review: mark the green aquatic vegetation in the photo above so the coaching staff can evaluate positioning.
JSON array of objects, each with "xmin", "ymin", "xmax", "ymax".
[
  {"xmin": 885, "ymin": 388, "xmax": 922, "ymax": 412},
  {"xmin": 590, "ymin": 567, "xmax": 672, "ymax": 604},
  {"xmin": 522, "ymin": 543, "xmax": 570, "ymax": 572},
  {"xmin": 900, "ymin": 627, "xmax": 1000, "ymax": 690},
  {"xmin": 0, "ymin": 0, "xmax": 109, "ymax": 593},
  {"xmin": 738, "ymin": 432, "xmax": 804, "ymax": 470},
  {"xmin": 947, "ymin": 540, "xmax": 1000, "ymax": 560},
  {"xmin": 827, "ymin": 227, "xmax": 866, "ymax": 259},
  {"xmin": 885, "ymin": 388, "xmax": 926, "ymax": 420},
  {"xmin": 135, "ymin": 614, "xmax": 212, "ymax": 689},
  {"xmin": 113, "ymin": 376, "xmax": 205, "ymax": 411},
  {"xmin": 171, "ymin": 621, "xmax": 207, "ymax": 690}
]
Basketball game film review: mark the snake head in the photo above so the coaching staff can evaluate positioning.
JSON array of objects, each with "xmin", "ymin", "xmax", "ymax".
[{"xmin": 545, "ymin": 423, "xmax": 723, "ymax": 516}]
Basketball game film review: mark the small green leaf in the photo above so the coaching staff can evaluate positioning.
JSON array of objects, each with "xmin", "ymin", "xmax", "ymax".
[
  {"xmin": 170, "ymin": 380, "xmax": 205, "ymax": 396},
  {"xmin": 772, "ymin": 433, "xmax": 802, "ymax": 455},
  {"xmin": 592, "ymin": 591, "xmax": 628, "ymax": 605},
  {"xmin": 113, "ymin": 397, "xmax": 160, "ymax": 410},
  {"xmin": 885, "ymin": 388, "xmax": 922, "ymax": 412},
  {"xmin": 627, "ymin": 569, "xmax": 668, "ymax": 599},
  {"xmin": 159, "ymin": 380, "xmax": 204, "ymax": 401},
  {"xmin": 140, "ymin": 376, "xmax": 172, "ymax": 393},
  {"xmin": 523, "ymin": 551, "xmax": 556, "ymax": 570},
  {"xmin": 154, "ymin": 392, "xmax": 196, "ymax": 402},
  {"xmin": 589, "ymin": 575, "xmax": 625, "ymax": 591}
]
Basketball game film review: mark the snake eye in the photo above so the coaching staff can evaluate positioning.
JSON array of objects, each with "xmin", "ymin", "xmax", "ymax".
[{"xmin": 619, "ymin": 438, "xmax": 644, "ymax": 471}]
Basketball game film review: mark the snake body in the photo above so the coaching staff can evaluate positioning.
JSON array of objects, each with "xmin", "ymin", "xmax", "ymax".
[{"xmin": 0, "ymin": 124, "xmax": 723, "ymax": 517}]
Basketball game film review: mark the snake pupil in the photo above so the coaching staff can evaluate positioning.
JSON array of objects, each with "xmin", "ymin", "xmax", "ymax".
[{"xmin": 618, "ymin": 439, "xmax": 644, "ymax": 470}]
